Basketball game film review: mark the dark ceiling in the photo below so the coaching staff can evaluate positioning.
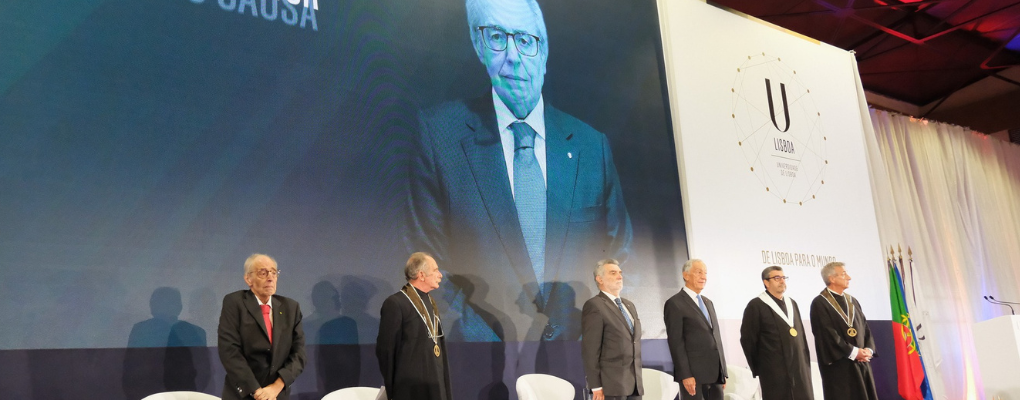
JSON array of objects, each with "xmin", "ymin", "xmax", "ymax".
[{"xmin": 709, "ymin": 0, "xmax": 1020, "ymax": 111}]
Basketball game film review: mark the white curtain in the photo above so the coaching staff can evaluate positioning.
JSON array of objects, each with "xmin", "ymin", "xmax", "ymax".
[{"xmin": 854, "ymin": 57, "xmax": 1020, "ymax": 398}]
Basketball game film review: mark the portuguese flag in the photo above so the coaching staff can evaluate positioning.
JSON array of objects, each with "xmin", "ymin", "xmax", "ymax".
[{"xmin": 889, "ymin": 259, "xmax": 932, "ymax": 400}]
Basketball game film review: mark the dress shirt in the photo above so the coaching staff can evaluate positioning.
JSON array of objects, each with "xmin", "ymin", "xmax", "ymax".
[
  {"xmin": 681, "ymin": 286, "xmax": 703, "ymax": 306},
  {"xmin": 601, "ymin": 291, "xmax": 634, "ymax": 323},
  {"xmin": 494, "ymin": 89, "xmax": 547, "ymax": 196}
]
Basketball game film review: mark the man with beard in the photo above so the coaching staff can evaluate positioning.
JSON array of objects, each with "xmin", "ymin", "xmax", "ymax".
[
  {"xmin": 582, "ymin": 259, "xmax": 643, "ymax": 400},
  {"xmin": 739, "ymin": 266, "xmax": 813, "ymax": 400}
]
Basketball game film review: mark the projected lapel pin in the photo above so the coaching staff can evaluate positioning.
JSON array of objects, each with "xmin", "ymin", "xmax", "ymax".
[{"xmin": 567, "ymin": 152, "xmax": 572, "ymax": 159}]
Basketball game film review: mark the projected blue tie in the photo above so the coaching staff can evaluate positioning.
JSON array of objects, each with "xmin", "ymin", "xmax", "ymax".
[
  {"xmin": 698, "ymin": 294, "xmax": 712, "ymax": 328},
  {"xmin": 615, "ymin": 297, "xmax": 634, "ymax": 334},
  {"xmin": 511, "ymin": 122, "xmax": 546, "ymax": 283}
]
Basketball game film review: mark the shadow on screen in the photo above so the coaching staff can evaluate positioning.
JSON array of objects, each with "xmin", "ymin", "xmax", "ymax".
[
  {"xmin": 447, "ymin": 274, "xmax": 514, "ymax": 400},
  {"xmin": 310, "ymin": 276, "xmax": 388, "ymax": 395},
  {"xmin": 122, "ymin": 286, "xmax": 210, "ymax": 400},
  {"xmin": 534, "ymin": 282, "xmax": 585, "ymax": 374}
]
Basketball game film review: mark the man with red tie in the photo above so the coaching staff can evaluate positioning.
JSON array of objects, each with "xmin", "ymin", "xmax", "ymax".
[{"xmin": 218, "ymin": 254, "xmax": 306, "ymax": 400}]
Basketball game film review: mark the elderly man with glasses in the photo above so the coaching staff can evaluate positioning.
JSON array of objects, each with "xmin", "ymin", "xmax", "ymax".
[
  {"xmin": 405, "ymin": 0, "xmax": 633, "ymax": 342},
  {"xmin": 810, "ymin": 261, "xmax": 878, "ymax": 400},
  {"xmin": 739, "ymin": 266, "xmax": 814, "ymax": 400},
  {"xmin": 217, "ymin": 254, "xmax": 306, "ymax": 400}
]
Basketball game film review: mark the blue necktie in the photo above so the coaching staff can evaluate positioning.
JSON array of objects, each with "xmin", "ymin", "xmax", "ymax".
[
  {"xmin": 511, "ymin": 122, "xmax": 546, "ymax": 283},
  {"xmin": 697, "ymin": 294, "xmax": 712, "ymax": 328},
  {"xmin": 614, "ymin": 297, "xmax": 634, "ymax": 333}
]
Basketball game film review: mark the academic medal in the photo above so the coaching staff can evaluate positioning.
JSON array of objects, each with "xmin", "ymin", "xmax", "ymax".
[
  {"xmin": 400, "ymin": 284, "xmax": 443, "ymax": 358},
  {"xmin": 821, "ymin": 289, "xmax": 858, "ymax": 338}
]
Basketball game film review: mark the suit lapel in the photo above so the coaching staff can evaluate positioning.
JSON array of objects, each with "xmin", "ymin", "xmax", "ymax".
[
  {"xmin": 704, "ymin": 296, "xmax": 718, "ymax": 331},
  {"xmin": 460, "ymin": 99, "xmax": 537, "ymax": 285},
  {"xmin": 543, "ymin": 106, "xmax": 578, "ymax": 283},
  {"xmin": 243, "ymin": 291, "xmax": 272, "ymax": 343},
  {"xmin": 270, "ymin": 297, "xmax": 282, "ymax": 354},
  {"xmin": 679, "ymin": 291, "xmax": 713, "ymax": 330},
  {"xmin": 599, "ymin": 292, "xmax": 634, "ymax": 337}
]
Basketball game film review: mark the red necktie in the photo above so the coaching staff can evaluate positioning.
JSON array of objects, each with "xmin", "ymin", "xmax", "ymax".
[{"xmin": 261, "ymin": 304, "xmax": 273, "ymax": 344}]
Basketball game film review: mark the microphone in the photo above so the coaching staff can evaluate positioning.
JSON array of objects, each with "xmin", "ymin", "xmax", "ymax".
[
  {"xmin": 989, "ymin": 296, "xmax": 1020, "ymax": 305},
  {"xmin": 984, "ymin": 296, "xmax": 1015, "ymax": 315}
]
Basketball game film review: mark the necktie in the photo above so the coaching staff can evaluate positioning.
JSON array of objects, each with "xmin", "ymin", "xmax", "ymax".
[
  {"xmin": 261, "ymin": 304, "xmax": 273, "ymax": 344},
  {"xmin": 614, "ymin": 297, "xmax": 634, "ymax": 333},
  {"xmin": 510, "ymin": 122, "xmax": 546, "ymax": 283},
  {"xmin": 697, "ymin": 294, "xmax": 712, "ymax": 328}
]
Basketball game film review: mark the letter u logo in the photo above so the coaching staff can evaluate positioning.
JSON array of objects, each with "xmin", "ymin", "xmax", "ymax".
[{"xmin": 765, "ymin": 78, "xmax": 791, "ymax": 132}]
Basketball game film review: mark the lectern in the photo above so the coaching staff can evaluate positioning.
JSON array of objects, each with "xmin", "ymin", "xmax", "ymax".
[{"xmin": 973, "ymin": 315, "xmax": 1020, "ymax": 398}]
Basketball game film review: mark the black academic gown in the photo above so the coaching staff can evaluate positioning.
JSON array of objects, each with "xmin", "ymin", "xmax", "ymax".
[
  {"xmin": 809, "ymin": 291, "xmax": 878, "ymax": 400},
  {"xmin": 739, "ymin": 295, "xmax": 814, "ymax": 400},
  {"xmin": 376, "ymin": 288, "xmax": 452, "ymax": 400}
]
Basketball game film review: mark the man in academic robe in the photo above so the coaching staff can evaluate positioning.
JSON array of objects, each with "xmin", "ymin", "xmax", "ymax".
[
  {"xmin": 739, "ymin": 266, "xmax": 813, "ymax": 400},
  {"xmin": 217, "ymin": 254, "xmax": 306, "ymax": 400},
  {"xmin": 376, "ymin": 252, "xmax": 453, "ymax": 400},
  {"xmin": 664, "ymin": 259, "xmax": 727, "ymax": 400},
  {"xmin": 809, "ymin": 261, "xmax": 878, "ymax": 400},
  {"xmin": 582, "ymin": 259, "xmax": 644, "ymax": 400}
]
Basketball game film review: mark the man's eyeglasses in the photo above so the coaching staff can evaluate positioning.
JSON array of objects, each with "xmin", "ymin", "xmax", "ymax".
[
  {"xmin": 477, "ymin": 26, "xmax": 541, "ymax": 57},
  {"xmin": 767, "ymin": 276, "xmax": 789, "ymax": 282},
  {"xmin": 253, "ymin": 269, "xmax": 280, "ymax": 279}
]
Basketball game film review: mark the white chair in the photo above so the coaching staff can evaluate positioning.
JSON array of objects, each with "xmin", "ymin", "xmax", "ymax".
[
  {"xmin": 140, "ymin": 392, "xmax": 220, "ymax": 400},
  {"xmin": 642, "ymin": 368, "xmax": 680, "ymax": 400},
  {"xmin": 516, "ymin": 374, "xmax": 576, "ymax": 400},
  {"xmin": 722, "ymin": 365, "xmax": 761, "ymax": 400},
  {"xmin": 322, "ymin": 386, "xmax": 383, "ymax": 400}
]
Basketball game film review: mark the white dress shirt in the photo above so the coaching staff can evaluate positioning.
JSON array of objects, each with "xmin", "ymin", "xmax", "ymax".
[
  {"xmin": 601, "ymin": 291, "xmax": 634, "ymax": 322},
  {"xmin": 493, "ymin": 89, "xmax": 547, "ymax": 197},
  {"xmin": 681, "ymin": 286, "xmax": 703, "ymax": 305}
]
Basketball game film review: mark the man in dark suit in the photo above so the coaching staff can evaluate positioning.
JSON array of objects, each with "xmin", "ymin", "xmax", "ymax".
[
  {"xmin": 582, "ymin": 259, "xmax": 643, "ymax": 400},
  {"xmin": 405, "ymin": 0, "xmax": 633, "ymax": 340},
  {"xmin": 376, "ymin": 252, "xmax": 453, "ymax": 400},
  {"xmin": 664, "ymin": 259, "xmax": 727, "ymax": 400},
  {"xmin": 739, "ymin": 266, "xmax": 814, "ymax": 400},
  {"xmin": 217, "ymin": 254, "xmax": 305, "ymax": 400},
  {"xmin": 810, "ymin": 262, "xmax": 878, "ymax": 400}
]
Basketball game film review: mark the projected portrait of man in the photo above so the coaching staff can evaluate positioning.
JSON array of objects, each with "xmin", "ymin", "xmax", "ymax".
[{"xmin": 405, "ymin": 0, "xmax": 633, "ymax": 340}]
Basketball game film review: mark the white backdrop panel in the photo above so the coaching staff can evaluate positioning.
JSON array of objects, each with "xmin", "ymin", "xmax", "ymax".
[{"xmin": 658, "ymin": 0, "xmax": 890, "ymax": 322}]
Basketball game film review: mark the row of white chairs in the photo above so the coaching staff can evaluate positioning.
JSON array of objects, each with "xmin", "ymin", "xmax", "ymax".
[{"xmin": 141, "ymin": 362, "xmax": 825, "ymax": 400}]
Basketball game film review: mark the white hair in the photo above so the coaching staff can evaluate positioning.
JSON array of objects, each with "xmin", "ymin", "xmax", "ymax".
[
  {"xmin": 465, "ymin": 0, "xmax": 548, "ymax": 43},
  {"xmin": 821, "ymin": 261, "xmax": 845, "ymax": 285}
]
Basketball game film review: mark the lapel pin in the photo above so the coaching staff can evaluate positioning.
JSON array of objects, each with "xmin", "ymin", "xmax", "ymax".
[{"xmin": 567, "ymin": 152, "xmax": 573, "ymax": 159}]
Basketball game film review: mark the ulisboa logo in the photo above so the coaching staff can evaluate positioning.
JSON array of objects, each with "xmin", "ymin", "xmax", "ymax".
[
  {"xmin": 189, "ymin": 0, "xmax": 320, "ymax": 31},
  {"xmin": 730, "ymin": 53, "xmax": 828, "ymax": 206}
]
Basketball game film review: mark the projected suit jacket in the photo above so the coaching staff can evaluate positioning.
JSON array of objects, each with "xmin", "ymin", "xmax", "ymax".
[
  {"xmin": 406, "ymin": 96, "xmax": 633, "ymax": 335},
  {"xmin": 217, "ymin": 290, "xmax": 306, "ymax": 400}
]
